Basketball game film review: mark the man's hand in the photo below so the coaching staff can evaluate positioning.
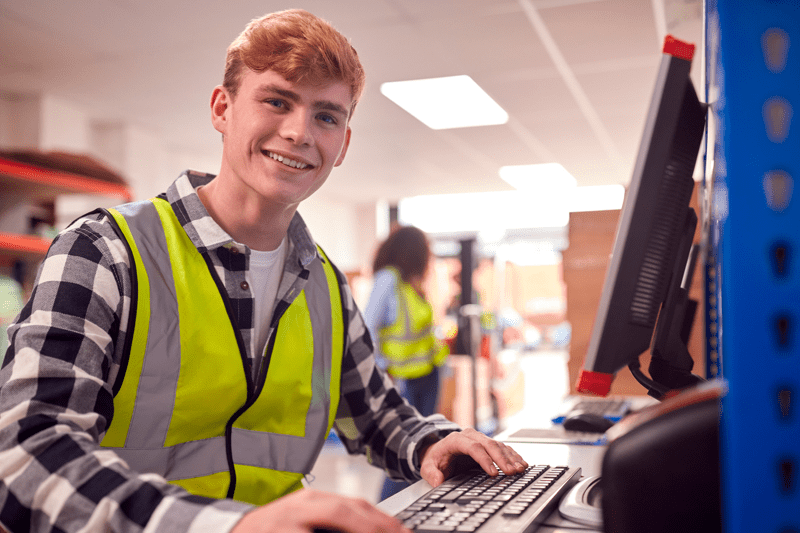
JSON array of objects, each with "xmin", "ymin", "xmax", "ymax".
[
  {"xmin": 419, "ymin": 428, "xmax": 529, "ymax": 487},
  {"xmin": 231, "ymin": 489, "xmax": 411, "ymax": 533}
]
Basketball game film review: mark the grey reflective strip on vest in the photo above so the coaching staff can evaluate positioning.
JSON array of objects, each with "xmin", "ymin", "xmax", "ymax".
[
  {"xmin": 111, "ymin": 202, "xmax": 334, "ymax": 478},
  {"xmin": 114, "ymin": 201, "xmax": 181, "ymax": 449},
  {"xmin": 116, "ymin": 437, "xmax": 230, "ymax": 480},
  {"xmin": 389, "ymin": 352, "xmax": 436, "ymax": 369}
]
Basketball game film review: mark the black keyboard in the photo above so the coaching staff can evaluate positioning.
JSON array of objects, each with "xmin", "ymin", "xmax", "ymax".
[
  {"xmin": 572, "ymin": 399, "xmax": 629, "ymax": 418},
  {"xmin": 552, "ymin": 398, "xmax": 631, "ymax": 424},
  {"xmin": 395, "ymin": 465, "xmax": 582, "ymax": 532}
]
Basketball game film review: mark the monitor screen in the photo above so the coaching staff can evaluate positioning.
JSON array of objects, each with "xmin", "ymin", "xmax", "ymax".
[{"xmin": 576, "ymin": 35, "xmax": 707, "ymax": 398}]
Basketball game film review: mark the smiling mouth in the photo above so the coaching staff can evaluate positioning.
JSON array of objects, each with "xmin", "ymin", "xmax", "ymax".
[{"xmin": 263, "ymin": 150, "xmax": 311, "ymax": 170}]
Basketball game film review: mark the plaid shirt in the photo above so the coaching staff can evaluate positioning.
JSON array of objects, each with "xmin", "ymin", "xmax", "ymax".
[{"xmin": 0, "ymin": 171, "xmax": 459, "ymax": 532}]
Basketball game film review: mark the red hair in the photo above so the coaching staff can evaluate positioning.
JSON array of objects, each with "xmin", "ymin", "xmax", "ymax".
[{"xmin": 223, "ymin": 9, "xmax": 366, "ymax": 114}]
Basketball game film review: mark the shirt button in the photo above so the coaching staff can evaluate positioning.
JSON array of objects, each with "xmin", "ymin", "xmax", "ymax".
[{"xmin": 240, "ymin": 281, "xmax": 249, "ymax": 291}]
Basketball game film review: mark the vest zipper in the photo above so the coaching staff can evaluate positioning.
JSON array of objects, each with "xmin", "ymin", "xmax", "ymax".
[
  {"xmin": 254, "ymin": 328, "xmax": 277, "ymax": 398},
  {"xmin": 220, "ymin": 323, "xmax": 279, "ymax": 498}
]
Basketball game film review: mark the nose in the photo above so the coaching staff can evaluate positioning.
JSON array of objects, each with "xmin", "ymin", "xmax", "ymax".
[{"xmin": 280, "ymin": 110, "xmax": 314, "ymax": 146}]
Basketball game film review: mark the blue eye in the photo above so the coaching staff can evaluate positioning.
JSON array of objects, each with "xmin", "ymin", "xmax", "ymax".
[{"xmin": 318, "ymin": 113, "xmax": 337, "ymax": 125}]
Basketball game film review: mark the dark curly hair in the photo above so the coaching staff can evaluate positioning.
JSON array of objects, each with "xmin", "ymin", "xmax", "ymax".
[{"xmin": 372, "ymin": 226, "xmax": 430, "ymax": 282}]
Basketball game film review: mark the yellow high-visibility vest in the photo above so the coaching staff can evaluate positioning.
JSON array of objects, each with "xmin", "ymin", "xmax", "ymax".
[
  {"xmin": 378, "ymin": 268, "xmax": 448, "ymax": 379},
  {"xmin": 100, "ymin": 198, "xmax": 344, "ymax": 506}
]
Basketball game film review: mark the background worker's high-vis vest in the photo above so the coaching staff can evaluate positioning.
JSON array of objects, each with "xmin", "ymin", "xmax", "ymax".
[
  {"xmin": 99, "ymin": 198, "xmax": 344, "ymax": 506},
  {"xmin": 378, "ymin": 267, "xmax": 448, "ymax": 379}
]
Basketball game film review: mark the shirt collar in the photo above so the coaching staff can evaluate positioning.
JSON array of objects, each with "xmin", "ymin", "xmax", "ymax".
[{"xmin": 165, "ymin": 170, "xmax": 320, "ymax": 263}]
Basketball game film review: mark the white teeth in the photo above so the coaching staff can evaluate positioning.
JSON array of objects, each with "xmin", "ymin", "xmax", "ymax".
[{"xmin": 266, "ymin": 151, "xmax": 308, "ymax": 169}]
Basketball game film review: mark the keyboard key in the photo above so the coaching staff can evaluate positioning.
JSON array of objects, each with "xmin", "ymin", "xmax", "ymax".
[
  {"xmin": 416, "ymin": 524, "xmax": 457, "ymax": 532},
  {"xmin": 440, "ymin": 490, "xmax": 466, "ymax": 502}
]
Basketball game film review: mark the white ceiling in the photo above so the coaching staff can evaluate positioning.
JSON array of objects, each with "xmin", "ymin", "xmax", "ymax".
[{"xmin": 0, "ymin": 0, "xmax": 704, "ymax": 206}]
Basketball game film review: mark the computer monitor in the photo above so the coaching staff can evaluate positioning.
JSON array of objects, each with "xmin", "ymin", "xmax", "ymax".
[{"xmin": 576, "ymin": 35, "xmax": 708, "ymax": 399}]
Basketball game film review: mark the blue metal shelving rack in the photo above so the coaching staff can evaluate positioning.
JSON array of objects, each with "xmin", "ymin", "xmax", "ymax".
[{"xmin": 706, "ymin": 1, "xmax": 800, "ymax": 531}]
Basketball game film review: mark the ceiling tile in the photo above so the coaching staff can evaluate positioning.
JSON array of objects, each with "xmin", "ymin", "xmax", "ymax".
[{"xmin": 539, "ymin": 0, "xmax": 661, "ymax": 65}]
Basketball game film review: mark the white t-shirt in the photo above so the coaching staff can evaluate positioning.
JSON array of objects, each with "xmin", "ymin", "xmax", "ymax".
[{"xmin": 248, "ymin": 238, "xmax": 287, "ymax": 374}]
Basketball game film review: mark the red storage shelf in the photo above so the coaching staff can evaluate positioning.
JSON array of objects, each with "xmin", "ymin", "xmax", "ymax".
[{"xmin": 0, "ymin": 156, "xmax": 132, "ymax": 260}]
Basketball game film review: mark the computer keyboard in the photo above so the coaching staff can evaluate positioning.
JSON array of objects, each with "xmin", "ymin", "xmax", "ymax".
[
  {"xmin": 394, "ymin": 464, "xmax": 582, "ymax": 532},
  {"xmin": 552, "ymin": 397, "xmax": 631, "ymax": 424}
]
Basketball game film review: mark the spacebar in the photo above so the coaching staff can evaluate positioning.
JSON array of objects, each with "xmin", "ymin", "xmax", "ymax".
[{"xmin": 413, "ymin": 526, "xmax": 456, "ymax": 532}]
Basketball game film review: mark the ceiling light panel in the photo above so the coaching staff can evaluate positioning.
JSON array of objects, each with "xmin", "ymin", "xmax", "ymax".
[
  {"xmin": 499, "ymin": 163, "xmax": 577, "ymax": 191},
  {"xmin": 570, "ymin": 184, "xmax": 626, "ymax": 212},
  {"xmin": 398, "ymin": 190, "xmax": 570, "ymax": 234},
  {"xmin": 380, "ymin": 75, "xmax": 509, "ymax": 130}
]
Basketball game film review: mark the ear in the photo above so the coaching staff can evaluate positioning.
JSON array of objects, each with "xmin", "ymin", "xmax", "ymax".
[
  {"xmin": 334, "ymin": 126, "xmax": 352, "ymax": 167},
  {"xmin": 210, "ymin": 86, "xmax": 230, "ymax": 135}
]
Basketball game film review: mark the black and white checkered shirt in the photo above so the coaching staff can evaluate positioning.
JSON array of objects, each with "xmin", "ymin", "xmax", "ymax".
[{"xmin": 0, "ymin": 170, "xmax": 459, "ymax": 532}]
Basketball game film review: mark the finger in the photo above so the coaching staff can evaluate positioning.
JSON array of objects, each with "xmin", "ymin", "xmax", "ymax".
[
  {"xmin": 459, "ymin": 438, "xmax": 500, "ymax": 477},
  {"xmin": 449, "ymin": 430, "xmax": 502, "ymax": 476},
  {"xmin": 506, "ymin": 443, "xmax": 529, "ymax": 468},
  {"xmin": 421, "ymin": 439, "xmax": 494, "ymax": 486},
  {"xmin": 420, "ymin": 454, "xmax": 446, "ymax": 487},
  {"xmin": 487, "ymin": 441, "xmax": 528, "ymax": 474},
  {"xmin": 459, "ymin": 430, "xmax": 527, "ymax": 474}
]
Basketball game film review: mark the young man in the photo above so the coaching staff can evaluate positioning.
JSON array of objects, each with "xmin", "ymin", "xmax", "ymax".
[{"xmin": 0, "ymin": 9, "xmax": 528, "ymax": 533}]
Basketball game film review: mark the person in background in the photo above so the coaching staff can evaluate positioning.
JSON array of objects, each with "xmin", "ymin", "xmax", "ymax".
[
  {"xmin": 364, "ymin": 225, "xmax": 450, "ymax": 500},
  {"xmin": 0, "ymin": 8, "xmax": 528, "ymax": 533}
]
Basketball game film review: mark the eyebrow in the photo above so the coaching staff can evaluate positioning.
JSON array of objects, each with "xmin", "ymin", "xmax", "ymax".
[{"xmin": 257, "ymin": 84, "xmax": 349, "ymax": 117}]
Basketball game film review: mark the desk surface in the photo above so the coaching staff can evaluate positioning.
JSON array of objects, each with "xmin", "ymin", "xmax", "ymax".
[{"xmin": 377, "ymin": 439, "xmax": 606, "ymax": 532}]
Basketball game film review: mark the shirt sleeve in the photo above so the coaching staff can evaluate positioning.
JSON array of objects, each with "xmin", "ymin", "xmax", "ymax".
[
  {"xmin": 0, "ymin": 217, "xmax": 252, "ymax": 533},
  {"xmin": 332, "ymin": 268, "xmax": 461, "ymax": 483},
  {"xmin": 361, "ymin": 269, "xmax": 398, "ymax": 370}
]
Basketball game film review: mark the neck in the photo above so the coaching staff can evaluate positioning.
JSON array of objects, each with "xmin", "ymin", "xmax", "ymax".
[{"xmin": 198, "ymin": 178, "xmax": 295, "ymax": 252}]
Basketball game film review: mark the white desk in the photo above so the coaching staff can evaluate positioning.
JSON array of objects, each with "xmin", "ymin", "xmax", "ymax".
[{"xmin": 377, "ymin": 440, "xmax": 606, "ymax": 532}]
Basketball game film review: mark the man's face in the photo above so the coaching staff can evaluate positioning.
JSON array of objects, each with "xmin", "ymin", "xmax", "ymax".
[{"xmin": 211, "ymin": 68, "xmax": 352, "ymax": 208}]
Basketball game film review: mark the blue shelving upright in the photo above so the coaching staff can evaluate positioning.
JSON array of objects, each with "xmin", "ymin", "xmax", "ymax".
[{"xmin": 706, "ymin": 1, "xmax": 800, "ymax": 531}]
